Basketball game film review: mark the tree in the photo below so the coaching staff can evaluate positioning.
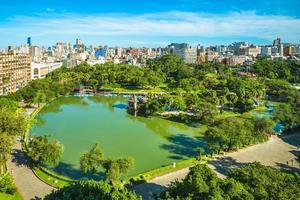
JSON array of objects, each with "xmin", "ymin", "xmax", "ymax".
[
  {"xmin": 44, "ymin": 180, "xmax": 141, "ymax": 200},
  {"xmin": 143, "ymin": 99, "xmax": 163, "ymax": 116},
  {"xmin": 274, "ymin": 104, "xmax": 299, "ymax": 129},
  {"xmin": 204, "ymin": 127, "xmax": 226, "ymax": 155},
  {"xmin": 0, "ymin": 108, "xmax": 30, "ymax": 174},
  {"xmin": 252, "ymin": 117, "xmax": 275, "ymax": 134},
  {"xmin": 0, "ymin": 174, "xmax": 16, "ymax": 195},
  {"xmin": 158, "ymin": 164, "xmax": 222, "ymax": 199},
  {"xmin": 195, "ymin": 147, "xmax": 205, "ymax": 161},
  {"xmin": 33, "ymin": 91, "xmax": 47, "ymax": 106},
  {"xmin": 102, "ymin": 157, "xmax": 134, "ymax": 185},
  {"xmin": 235, "ymin": 98, "xmax": 254, "ymax": 113},
  {"xmin": 0, "ymin": 108, "xmax": 28, "ymax": 137},
  {"xmin": 0, "ymin": 98, "xmax": 18, "ymax": 111},
  {"xmin": 193, "ymin": 101, "xmax": 217, "ymax": 122},
  {"xmin": 28, "ymin": 136, "xmax": 64, "ymax": 166},
  {"xmin": 220, "ymin": 178, "xmax": 254, "ymax": 200},
  {"xmin": 160, "ymin": 163, "xmax": 300, "ymax": 200},
  {"xmin": 229, "ymin": 162, "xmax": 300, "ymax": 200},
  {"xmin": 226, "ymin": 92, "xmax": 238, "ymax": 106},
  {"xmin": 204, "ymin": 117, "xmax": 268, "ymax": 153},
  {"xmin": 80, "ymin": 143, "xmax": 104, "ymax": 174},
  {"xmin": 0, "ymin": 133, "xmax": 14, "ymax": 174}
]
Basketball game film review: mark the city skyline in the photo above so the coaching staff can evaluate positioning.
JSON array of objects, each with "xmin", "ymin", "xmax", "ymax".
[{"xmin": 0, "ymin": 0, "xmax": 300, "ymax": 48}]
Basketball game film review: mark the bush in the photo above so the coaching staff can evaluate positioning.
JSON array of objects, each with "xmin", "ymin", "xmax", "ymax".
[{"xmin": 0, "ymin": 174, "xmax": 16, "ymax": 195}]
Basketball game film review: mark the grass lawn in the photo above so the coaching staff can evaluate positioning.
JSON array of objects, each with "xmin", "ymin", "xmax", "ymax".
[
  {"xmin": 0, "ymin": 191, "xmax": 23, "ymax": 200},
  {"xmin": 33, "ymin": 167, "xmax": 72, "ymax": 188},
  {"xmin": 127, "ymin": 158, "xmax": 198, "ymax": 183}
]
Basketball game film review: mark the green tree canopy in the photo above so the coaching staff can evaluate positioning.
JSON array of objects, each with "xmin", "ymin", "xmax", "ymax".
[
  {"xmin": 44, "ymin": 180, "xmax": 141, "ymax": 200},
  {"xmin": 28, "ymin": 136, "xmax": 64, "ymax": 166},
  {"xmin": 102, "ymin": 157, "xmax": 134, "ymax": 185},
  {"xmin": 80, "ymin": 143, "xmax": 104, "ymax": 174}
]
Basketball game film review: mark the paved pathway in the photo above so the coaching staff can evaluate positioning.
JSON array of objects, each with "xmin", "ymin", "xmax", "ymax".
[
  {"xmin": 134, "ymin": 134, "xmax": 300, "ymax": 200},
  {"xmin": 7, "ymin": 141, "xmax": 55, "ymax": 200}
]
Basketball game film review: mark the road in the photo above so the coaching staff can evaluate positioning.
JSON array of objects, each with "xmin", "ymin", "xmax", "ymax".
[
  {"xmin": 134, "ymin": 134, "xmax": 300, "ymax": 200},
  {"xmin": 7, "ymin": 141, "xmax": 55, "ymax": 200}
]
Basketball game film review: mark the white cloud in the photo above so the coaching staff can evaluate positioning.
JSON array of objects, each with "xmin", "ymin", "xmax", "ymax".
[
  {"xmin": 46, "ymin": 8, "xmax": 55, "ymax": 12},
  {"xmin": 1, "ymin": 11, "xmax": 300, "ymax": 42}
]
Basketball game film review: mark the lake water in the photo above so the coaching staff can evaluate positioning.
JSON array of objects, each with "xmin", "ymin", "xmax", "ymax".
[{"xmin": 30, "ymin": 96, "xmax": 203, "ymax": 179}]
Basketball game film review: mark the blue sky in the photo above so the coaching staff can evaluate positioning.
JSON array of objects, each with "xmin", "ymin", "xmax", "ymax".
[{"xmin": 0, "ymin": 0, "xmax": 300, "ymax": 47}]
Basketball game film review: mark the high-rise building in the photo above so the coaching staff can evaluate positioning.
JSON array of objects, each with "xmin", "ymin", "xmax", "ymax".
[
  {"xmin": 115, "ymin": 47, "xmax": 123, "ymax": 58},
  {"xmin": 197, "ymin": 45, "xmax": 205, "ymax": 64},
  {"xmin": 18, "ymin": 45, "xmax": 30, "ymax": 54},
  {"xmin": 260, "ymin": 46, "xmax": 272, "ymax": 57},
  {"xmin": 245, "ymin": 46, "xmax": 260, "ymax": 57},
  {"xmin": 273, "ymin": 38, "xmax": 281, "ymax": 46},
  {"xmin": 55, "ymin": 42, "xmax": 65, "ymax": 59},
  {"xmin": 283, "ymin": 46, "xmax": 293, "ymax": 56},
  {"xmin": 75, "ymin": 38, "xmax": 84, "ymax": 53},
  {"xmin": 279, "ymin": 44, "xmax": 284, "ymax": 57},
  {"xmin": 168, "ymin": 43, "xmax": 197, "ymax": 63},
  {"xmin": 95, "ymin": 47, "xmax": 106, "ymax": 59},
  {"xmin": 27, "ymin": 37, "xmax": 31, "ymax": 46},
  {"xmin": 76, "ymin": 38, "xmax": 83, "ymax": 46},
  {"xmin": 0, "ymin": 52, "xmax": 31, "ymax": 95},
  {"xmin": 30, "ymin": 46, "xmax": 42, "ymax": 62}
]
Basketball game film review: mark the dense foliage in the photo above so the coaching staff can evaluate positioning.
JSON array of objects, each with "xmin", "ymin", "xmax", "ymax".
[
  {"xmin": 80, "ymin": 143, "xmax": 104, "ymax": 174},
  {"xmin": 0, "ymin": 98, "xmax": 29, "ymax": 196},
  {"xmin": 229, "ymin": 162, "xmax": 300, "ymax": 200},
  {"xmin": 204, "ymin": 117, "xmax": 274, "ymax": 154},
  {"xmin": 0, "ymin": 101, "xmax": 28, "ymax": 175},
  {"xmin": 28, "ymin": 135, "xmax": 64, "ymax": 166},
  {"xmin": 80, "ymin": 144, "xmax": 134, "ymax": 185},
  {"xmin": 251, "ymin": 59, "xmax": 300, "ymax": 83},
  {"xmin": 0, "ymin": 174, "xmax": 16, "ymax": 195},
  {"xmin": 158, "ymin": 163, "xmax": 300, "ymax": 200},
  {"xmin": 44, "ymin": 180, "xmax": 141, "ymax": 200}
]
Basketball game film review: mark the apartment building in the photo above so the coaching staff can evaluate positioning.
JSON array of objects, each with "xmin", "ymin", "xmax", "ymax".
[{"xmin": 0, "ymin": 52, "xmax": 31, "ymax": 95}]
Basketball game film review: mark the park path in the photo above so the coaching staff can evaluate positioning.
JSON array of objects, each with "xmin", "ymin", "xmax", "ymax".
[
  {"xmin": 134, "ymin": 134, "xmax": 300, "ymax": 200},
  {"xmin": 7, "ymin": 106, "xmax": 55, "ymax": 200},
  {"xmin": 7, "ymin": 141, "xmax": 55, "ymax": 200},
  {"xmin": 7, "ymin": 142, "xmax": 54, "ymax": 200}
]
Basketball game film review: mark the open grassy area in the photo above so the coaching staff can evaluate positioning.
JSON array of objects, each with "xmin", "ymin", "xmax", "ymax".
[{"xmin": 32, "ymin": 167, "xmax": 72, "ymax": 189}]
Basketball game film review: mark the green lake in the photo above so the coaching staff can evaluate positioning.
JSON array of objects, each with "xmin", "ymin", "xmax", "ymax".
[{"xmin": 30, "ymin": 95, "xmax": 204, "ymax": 180}]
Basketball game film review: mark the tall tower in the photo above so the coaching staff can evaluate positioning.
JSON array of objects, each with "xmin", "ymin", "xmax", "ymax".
[
  {"xmin": 27, "ymin": 37, "xmax": 31, "ymax": 46},
  {"xmin": 273, "ymin": 38, "xmax": 281, "ymax": 46}
]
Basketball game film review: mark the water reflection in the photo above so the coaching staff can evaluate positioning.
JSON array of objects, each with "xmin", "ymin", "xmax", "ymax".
[
  {"xmin": 127, "ymin": 114, "xmax": 197, "ymax": 140},
  {"xmin": 52, "ymin": 162, "xmax": 105, "ymax": 180},
  {"xmin": 40, "ymin": 96, "xmax": 89, "ymax": 114},
  {"xmin": 88, "ymin": 95, "xmax": 127, "ymax": 112},
  {"xmin": 161, "ymin": 134, "xmax": 205, "ymax": 159}
]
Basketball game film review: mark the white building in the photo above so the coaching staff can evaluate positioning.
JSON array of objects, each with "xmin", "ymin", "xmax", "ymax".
[
  {"xmin": 31, "ymin": 62, "xmax": 62, "ymax": 79},
  {"xmin": 30, "ymin": 46, "xmax": 42, "ymax": 62},
  {"xmin": 55, "ymin": 42, "xmax": 65, "ymax": 59},
  {"xmin": 168, "ymin": 43, "xmax": 197, "ymax": 63},
  {"xmin": 17, "ymin": 45, "xmax": 30, "ymax": 54}
]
